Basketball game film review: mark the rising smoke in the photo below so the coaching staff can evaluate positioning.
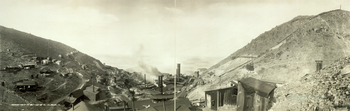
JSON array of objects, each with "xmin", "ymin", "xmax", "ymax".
[
  {"xmin": 134, "ymin": 44, "xmax": 164, "ymax": 82},
  {"xmin": 138, "ymin": 60, "xmax": 163, "ymax": 76}
]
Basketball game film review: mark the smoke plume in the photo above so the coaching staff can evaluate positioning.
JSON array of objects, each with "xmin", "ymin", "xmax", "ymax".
[{"xmin": 133, "ymin": 44, "xmax": 164, "ymax": 83}]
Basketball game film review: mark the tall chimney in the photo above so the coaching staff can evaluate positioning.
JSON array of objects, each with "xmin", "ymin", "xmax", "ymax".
[
  {"xmin": 196, "ymin": 71, "xmax": 199, "ymax": 78},
  {"xmin": 176, "ymin": 63, "xmax": 180, "ymax": 82},
  {"xmin": 144, "ymin": 74, "xmax": 147, "ymax": 87},
  {"xmin": 315, "ymin": 60, "xmax": 323, "ymax": 72},
  {"xmin": 92, "ymin": 76, "xmax": 94, "ymax": 92},
  {"xmin": 158, "ymin": 76, "xmax": 163, "ymax": 94}
]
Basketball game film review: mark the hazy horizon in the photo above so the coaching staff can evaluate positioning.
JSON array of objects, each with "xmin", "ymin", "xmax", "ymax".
[{"xmin": 1, "ymin": 0, "xmax": 349, "ymax": 75}]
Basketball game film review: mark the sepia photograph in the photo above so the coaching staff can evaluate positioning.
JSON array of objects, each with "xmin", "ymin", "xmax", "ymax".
[{"xmin": 1, "ymin": 0, "xmax": 350, "ymax": 111}]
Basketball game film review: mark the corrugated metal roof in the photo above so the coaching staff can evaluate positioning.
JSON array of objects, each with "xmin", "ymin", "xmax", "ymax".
[
  {"xmin": 64, "ymin": 97, "xmax": 77, "ymax": 104},
  {"xmin": 239, "ymin": 77, "xmax": 276, "ymax": 97},
  {"xmin": 67, "ymin": 101, "xmax": 91, "ymax": 111},
  {"xmin": 153, "ymin": 102, "xmax": 182, "ymax": 111},
  {"xmin": 16, "ymin": 81, "xmax": 37, "ymax": 86},
  {"xmin": 148, "ymin": 94, "xmax": 174, "ymax": 99},
  {"xmin": 71, "ymin": 89, "xmax": 84, "ymax": 98},
  {"xmin": 138, "ymin": 107, "xmax": 157, "ymax": 111},
  {"xmin": 204, "ymin": 86, "xmax": 237, "ymax": 92}
]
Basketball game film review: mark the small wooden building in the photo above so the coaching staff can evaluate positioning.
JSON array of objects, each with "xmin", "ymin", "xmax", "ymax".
[
  {"xmin": 40, "ymin": 69, "xmax": 55, "ymax": 74},
  {"xmin": 23, "ymin": 64, "xmax": 35, "ymax": 69},
  {"xmin": 65, "ymin": 89, "xmax": 86, "ymax": 105},
  {"xmin": 41, "ymin": 59, "xmax": 50, "ymax": 65},
  {"xmin": 55, "ymin": 60, "xmax": 61, "ymax": 65},
  {"xmin": 236, "ymin": 77, "xmax": 276, "ymax": 111},
  {"xmin": 205, "ymin": 86, "xmax": 238, "ymax": 110},
  {"xmin": 67, "ymin": 101, "xmax": 94, "ymax": 111},
  {"xmin": 16, "ymin": 81, "xmax": 38, "ymax": 91},
  {"xmin": 83, "ymin": 85, "xmax": 101, "ymax": 101},
  {"xmin": 4, "ymin": 66, "xmax": 22, "ymax": 73},
  {"xmin": 204, "ymin": 77, "xmax": 276, "ymax": 111}
]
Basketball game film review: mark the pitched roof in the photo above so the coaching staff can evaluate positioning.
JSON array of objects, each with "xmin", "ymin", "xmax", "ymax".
[
  {"xmin": 23, "ymin": 63, "xmax": 36, "ymax": 66},
  {"xmin": 148, "ymin": 94, "xmax": 174, "ymax": 99},
  {"xmin": 131, "ymin": 98, "xmax": 192, "ymax": 111},
  {"xmin": 84, "ymin": 85, "xmax": 100, "ymax": 94},
  {"xmin": 67, "ymin": 101, "xmax": 91, "ymax": 111},
  {"xmin": 239, "ymin": 77, "xmax": 276, "ymax": 97},
  {"xmin": 71, "ymin": 89, "xmax": 84, "ymax": 98},
  {"xmin": 138, "ymin": 107, "xmax": 157, "ymax": 111},
  {"xmin": 16, "ymin": 81, "xmax": 37, "ymax": 86},
  {"xmin": 64, "ymin": 97, "xmax": 78, "ymax": 104},
  {"xmin": 109, "ymin": 106, "xmax": 132, "ymax": 111},
  {"xmin": 153, "ymin": 102, "xmax": 182, "ymax": 111}
]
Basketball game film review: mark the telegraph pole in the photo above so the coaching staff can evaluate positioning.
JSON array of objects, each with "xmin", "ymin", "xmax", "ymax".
[{"xmin": 1, "ymin": 81, "xmax": 4, "ymax": 102}]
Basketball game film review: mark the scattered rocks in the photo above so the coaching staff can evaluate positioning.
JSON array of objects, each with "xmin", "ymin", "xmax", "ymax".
[{"xmin": 271, "ymin": 56, "xmax": 350, "ymax": 110}]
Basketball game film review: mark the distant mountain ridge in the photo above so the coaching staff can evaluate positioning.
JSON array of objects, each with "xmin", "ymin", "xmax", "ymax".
[{"xmin": 0, "ymin": 25, "xmax": 104, "ymax": 67}]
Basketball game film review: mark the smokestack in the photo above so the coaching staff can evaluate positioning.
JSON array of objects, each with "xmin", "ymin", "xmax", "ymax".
[
  {"xmin": 144, "ymin": 74, "xmax": 147, "ymax": 87},
  {"xmin": 196, "ymin": 71, "xmax": 199, "ymax": 78},
  {"xmin": 158, "ymin": 76, "xmax": 163, "ymax": 94},
  {"xmin": 176, "ymin": 63, "xmax": 180, "ymax": 82},
  {"xmin": 315, "ymin": 60, "xmax": 323, "ymax": 72},
  {"xmin": 92, "ymin": 76, "xmax": 94, "ymax": 93}
]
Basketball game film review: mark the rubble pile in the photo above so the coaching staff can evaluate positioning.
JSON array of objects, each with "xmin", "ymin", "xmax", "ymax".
[{"xmin": 271, "ymin": 57, "xmax": 350, "ymax": 110}]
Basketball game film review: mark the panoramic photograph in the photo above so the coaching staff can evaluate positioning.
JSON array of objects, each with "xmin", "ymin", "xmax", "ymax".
[{"xmin": 1, "ymin": 0, "xmax": 350, "ymax": 111}]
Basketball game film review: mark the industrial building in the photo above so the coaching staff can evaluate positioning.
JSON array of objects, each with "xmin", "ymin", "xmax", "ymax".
[{"xmin": 205, "ymin": 77, "xmax": 276, "ymax": 111}]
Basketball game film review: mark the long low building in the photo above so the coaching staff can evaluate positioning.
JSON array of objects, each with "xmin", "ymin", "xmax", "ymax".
[
  {"xmin": 16, "ymin": 81, "xmax": 38, "ymax": 91},
  {"xmin": 205, "ymin": 77, "xmax": 277, "ymax": 111},
  {"xmin": 83, "ymin": 85, "xmax": 102, "ymax": 102}
]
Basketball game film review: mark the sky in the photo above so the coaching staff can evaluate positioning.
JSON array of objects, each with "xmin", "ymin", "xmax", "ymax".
[{"xmin": 1, "ymin": 0, "xmax": 350, "ymax": 75}]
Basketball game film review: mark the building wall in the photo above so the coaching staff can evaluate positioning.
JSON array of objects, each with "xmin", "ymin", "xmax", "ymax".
[
  {"xmin": 253, "ymin": 93, "xmax": 270, "ymax": 111},
  {"xmin": 84, "ymin": 91, "xmax": 97, "ymax": 101},
  {"xmin": 244, "ymin": 93, "xmax": 254, "ymax": 110},
  {"xmin": 220, "ymin": 88, "xmax": 237, "ymax": 106},
  {"xmin": 205, "ymin": 87, "xmax": 238, "ymax": 110},
  {"xmin": 237, "ymin": 82, "xmax": 273, "ymax": 111},
  {"xmin": 236, "ymin": 82, "xmax": 245, "ymax": 111},
  {"xmin": 205, "ymin": 91, "xmax": 218, "ymax": 110}
]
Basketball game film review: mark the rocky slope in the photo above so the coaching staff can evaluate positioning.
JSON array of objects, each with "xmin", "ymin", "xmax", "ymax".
[
  {"xmin": 271, "ymin": 56, "xmax": 350, "ymax": 110},
  {"xmin": 206, "ymin": 9, "xmax": 350, "ymax": 82},
  {"xmin": 188, "ymin": 9, "xmax": 350, "ymax": 110}
]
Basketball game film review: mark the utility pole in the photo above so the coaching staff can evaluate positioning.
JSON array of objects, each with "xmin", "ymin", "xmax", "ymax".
[
  {"xmin": 1, "ymin": 81, "xmax": 4, "ymax": 102},
  {"xmin": 123, "ymin": 101, "xmax": 126, "ymax": 111},
  {"xmin": 163, "ymin": 100, "xmax": 166, "ymax": 111}
]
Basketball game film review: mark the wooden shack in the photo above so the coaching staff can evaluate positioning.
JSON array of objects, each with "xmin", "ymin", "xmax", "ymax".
[
  {"xmin": 4, "ymin": 66, "xmax": 22, "ymax": 73},
  {"xmin": 65, "ymin": 89, "xmax": 86, "ymax": 105},
  {"xmin": 83, "ymin": 85, "xmax": 101, "ymax": 101},
  {"xmin": 16, "ymin": 81, "xmax": 38, "ymax": 91},
  {"xmin": 67, "ymin": 101, "xmax": 94, "ymax": 111},
  {"xmin": 205, "ymin": 86, "xmax": 238, "ymax": 110},
  {"xmin": 23, "ymin": 64, "xmax": 35, "ymax": 69},
  {"xmin": 236, "ymin": 77, "xmax": 276, "ymax": 111}
]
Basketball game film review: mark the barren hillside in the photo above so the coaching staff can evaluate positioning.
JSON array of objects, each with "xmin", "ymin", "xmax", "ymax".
[
  {"xmin": 0, "ymin": 26, "xmax": 140, "ymax": 111},
  {"xmin": 207, "ymin": 9, "xmax": 350, "ymax": 82},
  {"xmin": 188, "ymin": 9, "xmax": 350, "ymax": 110}
]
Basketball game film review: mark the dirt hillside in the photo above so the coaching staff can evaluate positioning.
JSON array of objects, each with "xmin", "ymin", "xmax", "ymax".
[{"xmin": 188, "ymin": 9, "xmax": 350, "ymax": 110}]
